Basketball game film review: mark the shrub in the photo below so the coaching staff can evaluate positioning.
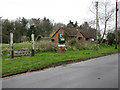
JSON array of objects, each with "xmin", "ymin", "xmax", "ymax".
[
  {"xmin": 67, "ymin": 38, "xmax": 77, "ymax": 46},
  {"xmin": 36, "ymin": 35, "xmax": 42, "ymax": 41},
  {"xmin": 26, "ymin": 37, "xmax": 30, "ymax": 41},
  {"xmin": 107, "ymin": 32, "xmax": 115, "ymax": 45},
  {"xmin": 65, "ymin": 39, "xmax": 103, "ymax": 51},
  {"xmin": 35, "ymin": 43, "xmax": 57, "ymax": 53}
]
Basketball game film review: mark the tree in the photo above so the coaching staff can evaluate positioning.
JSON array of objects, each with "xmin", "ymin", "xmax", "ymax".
[
  {"xmin": 53, "ymin": 23, "xmax": 66, "ymax": 31},
  {"xmin": 14, "ymin": 21, "xmax": 23, "ymax": 43},
  {"xmin": 21, "ymin": 17, "xmax": 28, "ymax": 36},
  {"xmin": 27, "ymin": 25, "xmax": 36, "ymax": 40},
  {"xmin": 2, "ymin": 17, "xmax": 60, "ymax": 43},
  {"xmin": 90, "ymin": 0, "xmax": 115, "ymax": 43},
  {"xmin": 107, "ymin": 31, "xmax": 115, "ymax": 45},
  {"xmin": 41, "ymin": 17, "xmax": 53, "ymax": 37},
  {"xmin": 2, "ymin": 19, "xmax": 14, "ymax": 43},
  {"xmin": 69, "ymin": 20, "xmax": 74, "ymax": 26},
  {"xmin": 74, "ymin": 21, "xmax": 78, "ymax": 28},
  {"xmin": 118, "ymin": 28, "xmax": 120, "ymax": 44},
  {"xmin": 67, "ymin": 20, "xmax": 74, "ymax": 28}
]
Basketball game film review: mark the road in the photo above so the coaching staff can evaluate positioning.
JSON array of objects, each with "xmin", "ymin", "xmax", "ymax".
[{"xmin": 2, "ymin": 54, "xmax": 118, "ymax": 88}]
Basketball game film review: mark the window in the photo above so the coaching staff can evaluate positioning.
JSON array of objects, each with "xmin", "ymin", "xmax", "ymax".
[
  {"xmin": 86, "ymin": 38, "xmax": 89, "ymax": 41},
  {"xmin": 78, "ymin": 37, "xmax": 82, "ymax": 40},
  {"xmin": 51, "ymin": 39, "xmax": 54, "ymax": 42}
]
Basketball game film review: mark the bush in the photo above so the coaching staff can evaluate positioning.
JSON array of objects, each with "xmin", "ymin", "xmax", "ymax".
[
  {"xmin": 66, "ymin": 39, "xmax": 102, "ymax": 51},
  {"xmin": 26, "ymin": 36, "xmax": 30, "ymax": 41},
  {"xmin": 35, "ymin": 43, "xmax": 57, "ymax": 53},
  {"xmin": 67, "ymin": 38, "xmax": 77, "ymax": 46},
  {"xmin": 35, "ymin": 47, "xmax": 57, "ymax": 53},
  {"xmin": 36, "ymin": 35, "xmax": 42, "ymax": 41},
  {"xmin": 107, "ymin": 32, "xmax": 115, "ymax": 45}
]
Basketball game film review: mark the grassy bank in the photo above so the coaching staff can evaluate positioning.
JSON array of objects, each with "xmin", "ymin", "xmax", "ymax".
[{"xmin": 2, "ymin": 44, "xmax": 119, "ymax": 76}]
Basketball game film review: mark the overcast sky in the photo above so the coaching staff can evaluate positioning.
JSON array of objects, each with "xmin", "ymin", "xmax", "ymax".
[{"xmin": 0, "ymin": 0, "xmax": 119, "ymax": 25}]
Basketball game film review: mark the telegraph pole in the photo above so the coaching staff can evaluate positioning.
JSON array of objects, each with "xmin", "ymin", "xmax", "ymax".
[
  {"xmin": 96, "ymin": 1, "xmax": 100, "ymax": 42},
  {"xmin": 115, "ymin": 0, "xmax": 118, "ymax": 49},
  {"xmin": 0, "ymin": 17, "xmax": 2, "ymax": 44}
]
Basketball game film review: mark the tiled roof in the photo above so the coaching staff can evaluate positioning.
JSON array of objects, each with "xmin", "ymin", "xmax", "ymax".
[
  {"xmin": 52, "ymin": 27, "xmax": 96, "ymax": 39},
  {"xmin": 64, "ymin": 27, "xmax": 96, "ymax": 39},
  {"xmin": 64, "ymin": 27, "xmax": 78, "ymax": 36},
  {"xmin": 79, "ymin": 28, "xmax": 96, "ymax": 39}
]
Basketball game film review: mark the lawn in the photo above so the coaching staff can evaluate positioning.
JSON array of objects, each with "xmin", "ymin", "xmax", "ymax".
[{"xmin": 2, "ymin": 44, "xmax": 119, "ymax": 76}]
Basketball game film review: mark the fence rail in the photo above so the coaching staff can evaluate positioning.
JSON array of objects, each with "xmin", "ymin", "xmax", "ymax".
[{"xmin": 14, "ymin": 50, "xmax": 31, "ymax": 56}]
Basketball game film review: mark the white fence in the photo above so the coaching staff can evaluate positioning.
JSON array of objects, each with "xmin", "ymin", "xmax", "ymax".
[{"xmin": 14, "ymin": 50, "xmax": 31, "ymax": 56}]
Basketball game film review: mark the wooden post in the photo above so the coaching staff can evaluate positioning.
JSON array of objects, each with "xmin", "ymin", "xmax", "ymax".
[
  {"xmin": 115, "ymin": 0, "xmax": 118, "ymax": 49},
  {"xmin": 31, "ymin": 33, "xmax": 35, "ymax": 56},
  {"xmin": 10, "ymin": 32, "xmax": 14, "ymax": 58}
]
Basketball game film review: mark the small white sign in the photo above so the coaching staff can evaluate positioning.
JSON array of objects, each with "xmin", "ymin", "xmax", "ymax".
[
  {"xmin": 58, "ymin": 44, "xmax": 65, "ymax": 47},
  {"xmin": 61, "ymin": 38, "xmax": 65, "ymax": 41}
]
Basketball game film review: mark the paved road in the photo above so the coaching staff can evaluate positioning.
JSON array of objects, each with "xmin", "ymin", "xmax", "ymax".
[{"xmin": 2, "ymin": 54, "xmax": 118, "ymax": 88}]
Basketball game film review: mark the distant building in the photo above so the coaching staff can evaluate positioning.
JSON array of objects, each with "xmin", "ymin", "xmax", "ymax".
[{"xmin": 51, "ymin": 26, "xmax": 96, "ymax": 43}]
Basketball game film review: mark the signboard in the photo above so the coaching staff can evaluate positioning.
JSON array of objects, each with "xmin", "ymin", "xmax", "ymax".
[{"xmin": 59, "ymin": 34, "xmax": 65, "ymax": 44}]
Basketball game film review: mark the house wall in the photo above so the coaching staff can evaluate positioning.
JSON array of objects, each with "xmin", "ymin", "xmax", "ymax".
[
  {"xmin": 89, "ymin": 37, "xmax": 94, "ymax": 41},
  {"xmin": 76, "ymin": 32, "xmax": 86, "ymax": 40},
  {"xmin": 51, "ymin": 29, "xmax": 64, "ymax": 43}
]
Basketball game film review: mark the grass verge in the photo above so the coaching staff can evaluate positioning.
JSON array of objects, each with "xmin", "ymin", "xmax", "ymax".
[{"xmin": 2, "ymin": 45, "xmax": 119, "ymax": 77}]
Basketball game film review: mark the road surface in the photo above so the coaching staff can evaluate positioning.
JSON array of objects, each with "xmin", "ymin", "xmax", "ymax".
[{"xmin": 2, "ymin": 54, "xmax": 118, "ymax": 88}]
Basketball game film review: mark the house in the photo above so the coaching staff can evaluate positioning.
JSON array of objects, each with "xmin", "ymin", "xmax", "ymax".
[
  {"xmin": 51, "ymin": 23, "xmax": 96, "ymax": 43},
  {"xmin": 51, "ymin": 28, "xmax": 64, "ymax": 42}
]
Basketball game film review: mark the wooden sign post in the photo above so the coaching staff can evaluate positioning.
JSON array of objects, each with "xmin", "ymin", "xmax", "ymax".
[
  {"xmin": 31, "ymin": 33, "xmax": 34, "ymax": 56},
  {"xmin": 10, "ymin": 32, "xmax": 14, "ymax": 58},
  {"xmin": 57, "ymin": 34, "xmax": 65, "ymax": 53}
]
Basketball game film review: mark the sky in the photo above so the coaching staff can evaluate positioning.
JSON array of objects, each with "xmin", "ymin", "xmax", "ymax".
[{"xmin": 0, "ymin": 0, "xmax": 119, "ymax": 26}]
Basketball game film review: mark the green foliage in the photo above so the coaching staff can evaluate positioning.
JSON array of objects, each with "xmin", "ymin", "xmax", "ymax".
[
  {"xmin": 21, "ymin": 17, "xmax": 28, "ymax": 36},
  {"xmin": 67, "ymin": 20, "xmax": 78, "ymax": 28},
  {"xmin": 2, "ymin": 39, "xmax": 114, "ymax": 57},
  {"xmin": 107, "ymin": 32, "xmax": 115, "ymax": 45},
  {"xmin": 66, "ymin": 39, "xmax": 107, "ymax": 51},
  {"xmin": 2, "ymin": 17, "xmax": 57, "ymax": 44},
  {"xmin": 74, "ymin": 21, "xmax": 78, "ymax": 27},
  {"xmin": 2, "ymin": 19, "xmax": 14, "ymax": 43},
  {"xmin": 37, "ymin": 47, "xmax": 57, "ymax": 53},
  {"xmin": 2, "ymin": 41, "xmax": 58, "ymax": 56},
  {"xmin": 118, "ymin": 30, "xmax": 120, "ymax": 44},
  {"xmin": 26, "ymin": 36, "xmax": 30, "ymax": 41},
  {"xmin": 49, "ymin": 30, "xmax": 55, "ymax": 37},
  {"xmin": 67, "ymin": 38, "xmax": 77, "ymax": 46},
  {"xmin": 64, "ymin": 32, "xmax": 69, "ymax": 41},
  {"xmin": 35, "ymin": 35, "xmax": 42, "ymax": 41}
]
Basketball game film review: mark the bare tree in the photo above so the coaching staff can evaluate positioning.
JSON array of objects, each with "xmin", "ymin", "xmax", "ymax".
[{"xmin": 89, "ymin": 0, "xmax": 115, "ymax": 43}]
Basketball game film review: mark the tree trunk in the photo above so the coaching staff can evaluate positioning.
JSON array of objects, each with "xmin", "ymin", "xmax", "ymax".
[
  {"xmin": 100, "ymin": 21, "xmax": 107, "ymax": 43},
  {"xmin": 100, "ymin": 2, "xmax": 107, "ymax": 44}
]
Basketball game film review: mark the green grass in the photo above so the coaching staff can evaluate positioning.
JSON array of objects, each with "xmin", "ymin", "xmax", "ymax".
[
  {"xmin": 2, "ymin": 45, "xmax": 118, "ymax": 75},
  {"xmin": 2, "ymin": 41, "xmax": 58, "ymax": 56},
  {"xmin": 2, "ymin": 42, "xmax": 58, "ymax": 50}
]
